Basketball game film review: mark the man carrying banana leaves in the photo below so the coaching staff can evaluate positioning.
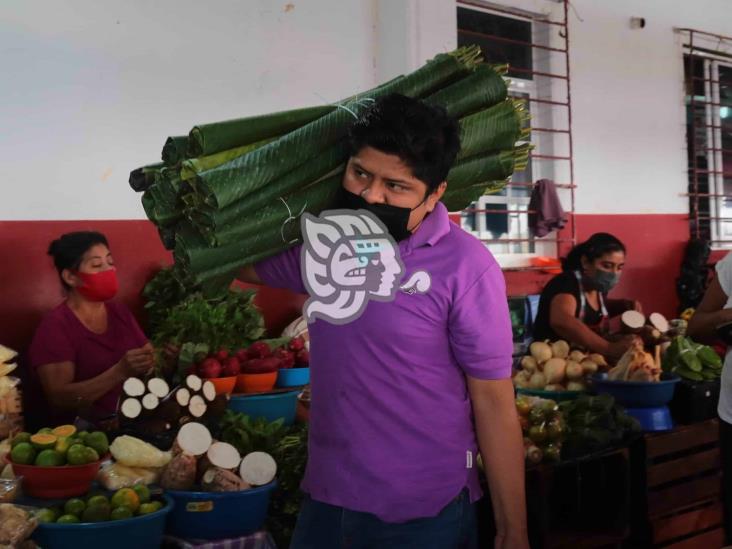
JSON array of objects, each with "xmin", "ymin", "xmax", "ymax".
[{"xmin": 239, "ymin": 93, "xmax": 528, "ymax": 549}]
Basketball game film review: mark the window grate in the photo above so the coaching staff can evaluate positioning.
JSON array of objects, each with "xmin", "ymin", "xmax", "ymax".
[{"xmin": 456, "ymin": 0, "xmax": 576, "ymax": 263}]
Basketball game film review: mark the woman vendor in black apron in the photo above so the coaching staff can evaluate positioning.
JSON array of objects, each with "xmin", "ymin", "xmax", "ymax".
[{"xmin": 532, "ymin": 233, "xmax": 641, "ymax": 360}]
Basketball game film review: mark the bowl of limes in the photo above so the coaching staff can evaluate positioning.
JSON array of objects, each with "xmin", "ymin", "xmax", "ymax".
[
  {"xmin": 8, "ymin": 425, "xmax": 109, "ymax": 498},
  {"xmin": 30, "ymin": 486, "xmax": 172, "ymax": 549}
]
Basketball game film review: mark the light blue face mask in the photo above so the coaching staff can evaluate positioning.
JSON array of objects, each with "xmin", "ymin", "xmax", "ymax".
[{"xmin": 591, "ymin": 269, "xmax": 620, "ymax": 293}]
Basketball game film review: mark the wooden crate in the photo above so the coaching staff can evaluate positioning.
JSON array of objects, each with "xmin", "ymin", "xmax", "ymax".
[{"xmin": 627, "ymin": 419, "xmax": 725, "ymax": 548}]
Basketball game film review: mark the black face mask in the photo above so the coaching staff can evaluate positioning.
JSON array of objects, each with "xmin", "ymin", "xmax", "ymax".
[{"xmin": 335, "ymin": 187, "xmax": 425, "ymax": 242}]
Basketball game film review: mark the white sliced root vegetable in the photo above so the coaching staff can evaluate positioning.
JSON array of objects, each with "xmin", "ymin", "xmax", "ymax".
[
  {"xmin": 551, "ymin": 340, "xmax": 570, "ymax": 359},
  {"xmin": 565, "ymin": 361, "xmax": 584, "ymax": 380},
  {"xmin": 239, "ymin": 452, "xmax": 277, "ymax": 486},
  {"xmin": 520, "ymin": 356, "xmax": 537, "ymax": 372},
  {"xmin": 202, "ymin": 467, "xmax": 250, "ymax": 492},
  {"xmin": 176, "ymin": 388, "xmax": 191, "ymax": 407},
  {"xmin": 123, "ymin": 377, "xmax": 146, "ymax": 398},
  {"xmin": 581, "ymin": 360, "xmax": 599, "ymax": 375},
  {"xmin": 528, "ymin": 371, "xmax": 547, "ymax": 390},
  {"xmin": 177, "ymin": 422, "xmax": 213, "ymax": 456},
  {"xmin": 621, "ymin": 310, "xmax": 646, "ymax": 333},
  {"xmin": 142, "ymin": 393, "xmax": 160, "ymax": 411},
  {"xmin": 147, "ymin": 378, "xmax": 170, "ymax": 399},
  {"xmin": 189, "ymin": 395, "xmax": 207, "ymax": 418},
  {"xmin": 530, "ymin": 341, "xmax": 552, "ymax": 364},
  {"xmin": 186, "ymin": 374, "xmax": 203, "ymax": 393},
  {"xmin": 202, "ymin": 380, "xmax": 216, "ymax": 403},
  {"xmin": 121, "ymin": 397, "xmax": 142, "ymax": 419},
  {"xmin": 207, "ymin": 442, "xmax": 241, "ymax": 470},
  {"xmin": 543, "ymin": 358, "xmax": 567, "ymax": 384},
  {"xmin": 649, "ymin": 312, "xmax": 670, "ymax": 334}
]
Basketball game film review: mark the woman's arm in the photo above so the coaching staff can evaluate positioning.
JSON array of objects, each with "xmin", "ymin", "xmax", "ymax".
[
  {"xmin": 550, "ymin": 294, "xmax": 636, "ymax": 359},
  {"xmin": 36, "ymin": 346, "xmax": 155, "ymax": 411},
  {"xmin": 687, "ymin": 275, "xmax": 732, "ymax": 343}
]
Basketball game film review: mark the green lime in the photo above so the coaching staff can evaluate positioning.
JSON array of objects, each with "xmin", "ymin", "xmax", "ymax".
[
  {"xmin": 10, "ymin": 442, "xmax": 36, "ymax": 465},
  {"xmin": 67, "ymin": 444, "xmax": 88, "ymax": 465},
  {"xmin": 37, "ymin": 427, "xmax": 53, "ymax": 435},
  {"xmin": 82, "ymin": 504, "xmax": 110, "ymax": 523},
  {"xmin": 85, "ymin": 431, "xmax": 109, "ymax": 456},
  {"xmin": 87, "ymin": 495, "xmax": 109, "ymax": 508},
  {"xmin": 132, "ymin": 483, "xmax": 151, "ymax": 504},
  {"xmin": 35, "ymin": 508, "xmax": 57, "ymax": 524},
  {"xmin": 35, "ymin": 449, "xmax": 65, "ymax": 467},
  {"xmin": 55, "ymin": 436, "xmax": 72, "ymax": 456},
  {"xmin": 57, "ymin": 514, "xmax": 81, "ymax": 524},
  {"xmin": 11, "ymin": 432, "xmax": 31, "ymax": 447},
  {"xmin": 111, "ymin": 488, "xmax": 140, "ymax": 512},
  {"xmin": 84, "ymin": 446, "xmax": 100, "ymax": 463},
  {"xmin": 76, "ymin": 431, "xmax": 89, "ymax": 444},
  {"xmin": 138, "ymin": 502, "xmax": 162, "ymax": 515},
  {"xmin": 64, "ymin": 498, "xmax": 86, "ymax": 517},
  {"xmin": 110, "ymin": 506, "xmax": 134, "ymax": 521},
  {"xmin": 30, "ymin": 433, "xmax": 57, "ymax": 450}
]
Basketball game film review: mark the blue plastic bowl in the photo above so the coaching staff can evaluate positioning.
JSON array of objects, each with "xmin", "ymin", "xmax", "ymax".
[
  {"xmin": 276, "ymin": 367, "xmax": 310, "ymax": 388},
  {"xmin": 228, "ymin": 390, "xmax": 299, "ymax": 425},
  {"xmin": 32, "ymin": 494, "xmax": 173, "ymax": 549},
  {"xmin": 166, "ymin": 481, "xmax": 277, "ymax": 540},
  {"xmin": 590, "ymin": 372, "xmax": 681, "ymax": 408},
  {"xmin": 625, "ymin": 405, "xmax": 675, "ymax": 432}
]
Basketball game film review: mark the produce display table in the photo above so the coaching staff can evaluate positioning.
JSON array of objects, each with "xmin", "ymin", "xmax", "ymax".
[
  {"xmin": 628, "ymin": 418, "xmax": 724, "ymax": 548},
  {"xmin": 162, "ymin": 531, "xmax": 277, "ymax": 549}
]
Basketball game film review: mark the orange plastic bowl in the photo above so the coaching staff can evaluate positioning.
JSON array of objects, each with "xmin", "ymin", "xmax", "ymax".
[
  {"xmin": 8, "ymin": 457, "xmax": 101, "ymax": 498},
  {"xmin": 236, "ymin": 372, "xmax": 277, "ymax": 394},
  {"xmin": 209, "ymin": 376, "xmax": 237, "ymax": 396}
]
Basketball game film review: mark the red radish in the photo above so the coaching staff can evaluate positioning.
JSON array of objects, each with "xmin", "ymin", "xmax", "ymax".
[
  {"xmin": 247, "ymin": 341, "xmax": 271, "ymax": 359},
  {"xmin": 296, "ymin": 349, "xmax": 310, "ymax": 366},
  {"xmin": 221, "ymin": 356, "xmax": 241, "ymax": 377},
  {"xmin": 289, "ymin": 337, "xmax": 305, "ymax": 352},
  {"xmin": 199, "ymin": 358, "xmax": 222, "ymax": 379},
  {"xmin": 273, "ymin": 348, "xmax": 295, "ymax": 369},
  {"xmin": 243, "ymin": 357, "xmax": 280, "ymax": 374},
  {"xmin": 234, "ymin": 349, "xmax": 248, "ymax": 362},
  {"xmin": 215, "ymin": 348, "xmax": 229, "ymax": 361}
]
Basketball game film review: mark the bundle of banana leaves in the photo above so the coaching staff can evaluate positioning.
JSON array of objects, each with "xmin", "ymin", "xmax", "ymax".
[{"xmin": 130, "ymin": 45, "xmax": 530, "ymax": 293}]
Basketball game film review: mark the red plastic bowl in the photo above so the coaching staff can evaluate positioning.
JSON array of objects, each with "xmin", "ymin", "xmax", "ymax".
[
  {"xmin": 8, "ymin": 457, "xmax": 101, "ymax": 499},
  {"xmin": 209, "ymin": 376, "xmax": 237, "ymax": 396}
]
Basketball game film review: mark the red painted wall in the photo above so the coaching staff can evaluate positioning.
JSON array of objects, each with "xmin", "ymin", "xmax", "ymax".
[
  {"xmin": 0, "ymin": 213, "xmax": 691, "ymax": 351},
  {"xmin": 0, "ymin": 220, "xmax": 304, "ymax": 352}
]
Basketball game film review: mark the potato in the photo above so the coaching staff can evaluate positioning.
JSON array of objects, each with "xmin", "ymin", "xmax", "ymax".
[
  {"xmin": 569, "ymin": 350, "xmax": 586, "ymax": 363},
  {"xmin": 565, "ymin": 361, "xmax": 584, "ymax": 380},
  {"xmin": 543, "ymin": 358, "xmax": 567, "ymax": 384},
  {"xmin": 551, "ymin": 340, "xmax": 570, "ymax": 360},
  {"xmin": 529, "ymin": 372, "xmax": 547, "ymax": 390},
  {"xmin": 530, "ymin": 341, "xmax": 552, "ymax": 364},
  {"xmin": 581, "ymin": 360, "xmax": 599, "ymax": 375},
  {"xmin": 520, "ymin": 356, "xmax": 538, "ymax": 372}
]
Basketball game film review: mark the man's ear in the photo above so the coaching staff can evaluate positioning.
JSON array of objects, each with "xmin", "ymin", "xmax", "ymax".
[{"xmin": 426, "ymin": 182, "xmax": 447, "ymax": 212}]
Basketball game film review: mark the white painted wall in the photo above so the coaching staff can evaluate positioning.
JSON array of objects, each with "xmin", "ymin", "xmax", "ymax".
[{"xmin": 2, "ymin": 0, "xmax": 732, "ymax": 219}]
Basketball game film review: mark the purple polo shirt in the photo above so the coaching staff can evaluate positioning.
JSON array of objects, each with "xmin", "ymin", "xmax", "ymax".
[{"xmin": 255, "ymin": 202, "xmax": 513, "ymax": 522}]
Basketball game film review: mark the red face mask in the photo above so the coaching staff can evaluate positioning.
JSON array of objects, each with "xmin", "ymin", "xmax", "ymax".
[{"xmin": 75, "ymin": 268, "xmax": 119, "ymax": 302}]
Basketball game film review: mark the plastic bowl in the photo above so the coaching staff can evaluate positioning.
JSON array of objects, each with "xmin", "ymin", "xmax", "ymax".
[
  {"xmin": 590, "ymin": 372, "xmax": 681, "ymax": 408},
  {"xmin": 209, "ymin": 376, "xmax": 237, "ymax": 396},
  {"xmin": 516, "ymin": 387, "xmax": 585, "ymax": 402},
  {"xmin": 625, "ymin": 406, "xmax": 674, "ymax": 432},
  {"xmin": 8, "ymin": 458, "xmax": 101, "ymax": 499},
  {"xmin": 166, "ymin": 482, "xmax": 276, "ymax": 540},
  {"xmin": 228, "ymin": 390, "xmax": 299, "ymax": 425},
  {"xmin": 32, "ymin": 494, "xmax": 173, "ymax": 549},
  {"xmin": 236, "ymin": 371, "xmax": 277, "ymax": 393},
  {"xmin": 276, "ymin": 367, "xmax": 310, "ymax": 388}
]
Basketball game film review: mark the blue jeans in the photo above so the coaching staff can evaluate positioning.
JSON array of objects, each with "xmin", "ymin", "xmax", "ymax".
[{"xmin": 289, "ymin": 489, "xmax": 478, "ymax": 549}]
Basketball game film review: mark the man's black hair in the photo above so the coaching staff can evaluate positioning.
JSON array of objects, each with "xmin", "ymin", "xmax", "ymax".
[
  {"xmin": 562, "ymin": 233, "xmax": 626, "ymax": 272},
  {"xmin": 347, "ymin": 93, "xmax": 461, "ymax": 193},
  {"xmin": 48, "ymin": 231, "xmax": 109, "ymax": 289}
]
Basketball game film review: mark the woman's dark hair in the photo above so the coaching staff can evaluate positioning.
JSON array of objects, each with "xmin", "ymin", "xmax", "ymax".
[
  {"xmin": 562, "ymin": 232, "xmax": 626, "ymax": 272},
  {"xmin": 48, "ymin": 231, "xmax": 109, "ymax": 289},
  {"xmin": 347, "ymin": 93, "xmax": 461, "ymax": 192}
]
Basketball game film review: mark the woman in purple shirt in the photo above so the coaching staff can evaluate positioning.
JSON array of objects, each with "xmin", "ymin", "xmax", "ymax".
[{"xmin": 28, "ymin": 232, "xmax": 154, "ymax": 428}]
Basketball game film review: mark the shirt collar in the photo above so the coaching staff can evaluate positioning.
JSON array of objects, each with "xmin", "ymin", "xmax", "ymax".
[{"xmin": 403, "ymin": 201, "xmax": 451, "ymax": 252}]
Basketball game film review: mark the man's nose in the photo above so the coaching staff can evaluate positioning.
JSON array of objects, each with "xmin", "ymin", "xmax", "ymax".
[{"xmin": 362, "ymin": 183, "xmax": 387, "ymax": 204}]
